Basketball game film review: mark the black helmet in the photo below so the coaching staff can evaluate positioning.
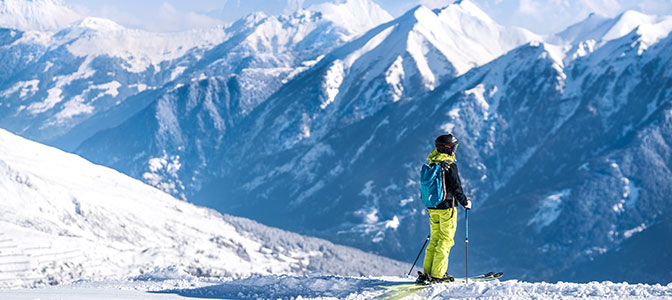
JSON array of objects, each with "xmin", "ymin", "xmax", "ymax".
[
  {"xmin": 435, "ymin": 134, "xmax": 458, "ymax": 154},
  {"xmin": 435, "ymin": 134, "xmax": 458, "ymax": 146}
]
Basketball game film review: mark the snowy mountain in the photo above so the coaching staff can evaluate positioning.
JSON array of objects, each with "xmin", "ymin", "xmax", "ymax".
[
  {"xmin": 72, "ymin": 0, "xmax": 393, "ymax": 198},
  {"xmin": 75, "ymin": 0, "xmax": 539, "ymax": 203},
  {"xmin": 556, "ymin": 10, "xmax": 672, "ymax": 63},
  {"xmin": 0, "ymin": 15, "xmax": 228, "ymax": 149},
  {"xmin": 0, "ymin": 0, "xmax": 391, "ymax": 153},
  {"xmin": 0, "ymin": 0, "xmax": 81, "ymax": 31},
  {"xmin": 0, "ymin": 128, "xmax": 406, "ymax": 289}
]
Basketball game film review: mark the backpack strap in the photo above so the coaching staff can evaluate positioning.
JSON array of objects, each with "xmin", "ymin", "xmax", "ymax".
[{"xmin": 439, "ymin": 161, "xmax": 455, "ymax": 207}]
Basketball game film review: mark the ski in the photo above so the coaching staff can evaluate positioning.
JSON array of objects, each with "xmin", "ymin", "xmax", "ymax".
[
  {"xmin": 376, "ymin": 272, "xmax": 502, "ymax": 300},
  {"xmin": 379, "ymin": 272, "xmax": 503, "ymax": 293}
]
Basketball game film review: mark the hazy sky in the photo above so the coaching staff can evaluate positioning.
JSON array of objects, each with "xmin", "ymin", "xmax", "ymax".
[{"xmin": 64, "ymin": 0, "xmax": 672, "ymax": 34}]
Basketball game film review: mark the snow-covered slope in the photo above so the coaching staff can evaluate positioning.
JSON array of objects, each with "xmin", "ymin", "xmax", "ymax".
[
  {"xmin": 0, "ymin": 0, "xmax": 81, "ymax": 31},
  {"xmin": 0, "ymin": 128, "xmax": 406, "ymax": 289}
]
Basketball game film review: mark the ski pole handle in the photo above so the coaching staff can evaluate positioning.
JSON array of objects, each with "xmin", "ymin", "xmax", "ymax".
[{"xmin": 466, "ymin": 209, "xmax": 469, "ymax": 240}]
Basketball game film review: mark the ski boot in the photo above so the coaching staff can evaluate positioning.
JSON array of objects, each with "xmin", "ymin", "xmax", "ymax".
[
  {"xmin": 429, "ymin": 274, "xmax": 455, "ymax": 284},
  {"xmin": 415, "ymin": 271, "xmax": 430, "ymax": 284}
]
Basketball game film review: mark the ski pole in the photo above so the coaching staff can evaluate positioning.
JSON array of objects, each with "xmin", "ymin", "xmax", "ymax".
[
  {"xmin": 408, "ymin": 234, "xmax": 430, "ymax": 276},
  {"xmin": 465, "ymin": 209, "xmax": 469, "ymax": 284}
]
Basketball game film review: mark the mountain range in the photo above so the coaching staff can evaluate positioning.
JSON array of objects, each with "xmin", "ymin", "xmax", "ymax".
[{"xmin": 1, "ymin": 0, "xmax": 670, "ymax": 283}]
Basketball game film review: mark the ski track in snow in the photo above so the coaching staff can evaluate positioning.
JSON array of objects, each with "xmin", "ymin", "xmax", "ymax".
[{"xmin": 1, "ymin": 273, "xmax": 671, "ymax": 300}]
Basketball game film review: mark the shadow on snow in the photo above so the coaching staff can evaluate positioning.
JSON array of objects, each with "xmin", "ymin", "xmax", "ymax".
[{"xmin": 150, "ymin": 275, "xmax": 408, "ymax": 299}]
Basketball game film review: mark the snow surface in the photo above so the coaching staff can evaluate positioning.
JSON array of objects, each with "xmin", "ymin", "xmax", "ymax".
[{"xmin": 1, "ymin": 272, "xmax": 671, "ymax": 300}]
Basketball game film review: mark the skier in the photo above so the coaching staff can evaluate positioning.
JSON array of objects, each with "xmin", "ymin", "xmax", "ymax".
[{"xmin": 416, "ymin": 134, "xmax": 471, "ymax": 284}]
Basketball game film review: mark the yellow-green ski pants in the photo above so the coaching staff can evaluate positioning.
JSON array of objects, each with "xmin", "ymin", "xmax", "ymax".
[{"xmin": 422, "ymin": 208, "xmax": 457, "ymax": 278}]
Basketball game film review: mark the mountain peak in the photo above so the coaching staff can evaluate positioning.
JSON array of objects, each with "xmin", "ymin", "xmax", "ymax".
[
  {"xmin": 603, "ymin": 9, "xmax": 655, "ymax": 41},
  {"xmin": 558, "ymin": 9, "xmax": 672, "ymax": 47},
  {"xmin": 555, "ymin": 12, "xmax": 610, "ymax": 44},
  {"xmin": 393, "ymin": 5, "xmax": 436, "ymax": 24},
  {"xmin": 308, "ymin": 0, "xmax": 393, "ymax": 34},
  {"xmin": 0, "ymin": 0, "xmax": 81, "ymax": 31},
  {"xmin": 439, "ymin": 0, "xmax": 494, "ymax": 25},
  {"xmin": 75, "ymin": 17, "xmax": 126, "ymax": 32}
]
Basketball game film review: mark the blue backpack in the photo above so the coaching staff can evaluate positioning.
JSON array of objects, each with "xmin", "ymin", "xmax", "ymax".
[{"xmin": 420, "ymin": 162, "xmax": 450, "ymax": 208}]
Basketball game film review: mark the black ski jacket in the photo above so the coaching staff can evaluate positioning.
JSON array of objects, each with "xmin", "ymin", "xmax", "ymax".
[{"xmin": 429, "ymin": 162, "xmax": 469, "ymax": 210}]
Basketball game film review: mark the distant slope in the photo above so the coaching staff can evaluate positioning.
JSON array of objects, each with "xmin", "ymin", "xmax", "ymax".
[{"xmin": 0, "ymin": 129, "xmax": 406, "ymax": 289}]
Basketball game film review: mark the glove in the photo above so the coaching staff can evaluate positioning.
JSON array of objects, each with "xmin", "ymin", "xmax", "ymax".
[{"xmin": 464, "ymin": 199, "xmax": 472, "ymax": 210}]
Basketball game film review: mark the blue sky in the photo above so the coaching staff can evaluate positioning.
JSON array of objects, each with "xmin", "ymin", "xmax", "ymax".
[{"xmin": 65, "ymin": 0, "xmax": 672, "ymax": 34}]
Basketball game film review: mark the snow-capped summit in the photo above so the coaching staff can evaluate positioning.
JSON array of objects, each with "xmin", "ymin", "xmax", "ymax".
[
  {"xmin": 74, "ymin": 17, "xmax": 126, "ymax": 32},
  {"xmin": 56, "ymin": 19, "xmax": 228, "ymax": 73},
  {"xmin": 430, "ymin": 0, "xmax": 541, "ymax": 74},
  {"xmin": 600, "ymin": 10, "xmax": 672, "ymax": 44},
  {"xmin": 228, "ymin": 0, "xmax": 392, "ymax": 62},
  {"xmin": 308, "ymin": 0, "xmax": 393, "ymax": 36},
  {"xmin": 439, "ymin": 0, "xmax": 495, "ymax": 25},
  {"xmin": 0, "ymin": 0, "xmax": 81, "ymax": 31},
  {"xmin": 237, "ymin": 0, "xmax": 541, "ymax": 136},
  {"xmin": 557, "ymin": 10, "xmax": 672, "ymax": 59},
  {"xmin": 556, "ymin": 12, "xmax": 613, "ymax": 44}
]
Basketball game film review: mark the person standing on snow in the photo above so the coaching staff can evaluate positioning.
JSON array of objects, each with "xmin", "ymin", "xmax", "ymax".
[{"xmin": 416, "ymin": 134, "xmax": 472, "ymax": 284}]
